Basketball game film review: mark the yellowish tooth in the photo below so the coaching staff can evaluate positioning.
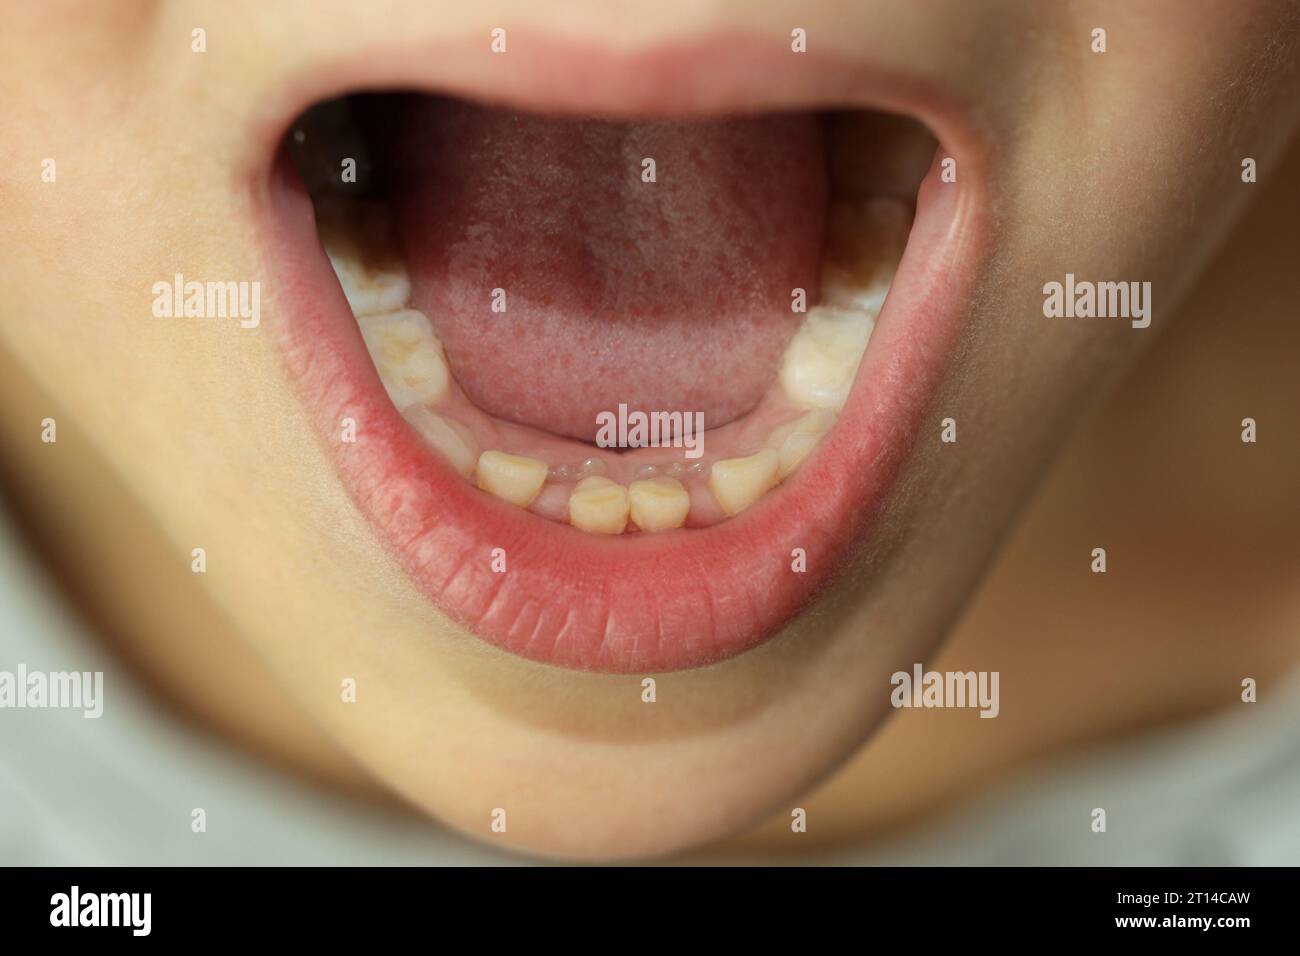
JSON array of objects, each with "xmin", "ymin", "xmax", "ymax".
[
  {"xmin": 568, "ymin": 476, "xmax": 630, "ymax": 535},
  {"xmin": 358, "ymin": 309, "xmax": 450, "ymax": 407},
  {"xmin": 709, "ymin": 449, "xmax": 779, "ymax": 517},
  {"xmin": 476, "ymin": 451, "xmax": 548, "ymax": 507},
  {"xmin": 778, "ymin": 306, "xmax": 873, "ymax": 411},
  {"xmin": 628, "ymin": 477, "xmax": 691, "ymax": 532},
  {"xmin": 766, "ymin": 410, "xmax": 836, "ymax": 477},
  {"xmin": 320, "ymin": 228, "xmax": 412, "ymax": 317},
  {"xmin": 403, "ymin": 406, "xmax": 478, "ymax": 478}
]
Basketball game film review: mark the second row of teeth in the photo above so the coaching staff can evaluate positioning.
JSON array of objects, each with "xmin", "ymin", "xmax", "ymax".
[{"xmin": 319, "ymin": 198, "xmax": 907, "ymax": 534}]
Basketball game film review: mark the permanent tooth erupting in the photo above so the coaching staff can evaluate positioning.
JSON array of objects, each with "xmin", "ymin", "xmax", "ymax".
[{"xmin": 293, "ymin": 98, "xmax": 913, "ymax": 535}]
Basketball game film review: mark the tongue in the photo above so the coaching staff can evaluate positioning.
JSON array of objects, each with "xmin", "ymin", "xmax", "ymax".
[{"xmin": 392, "ymin": 100, "xmax": 826, "ymax": 442}]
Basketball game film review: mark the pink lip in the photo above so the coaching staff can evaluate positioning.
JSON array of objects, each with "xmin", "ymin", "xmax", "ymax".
[{"xmin": 249, "ymin": 31, "xmax": 986, "ymax": 672}]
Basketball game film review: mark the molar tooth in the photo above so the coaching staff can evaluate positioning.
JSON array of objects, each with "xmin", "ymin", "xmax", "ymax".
[
  {"xmin": 779, "ymin": 306, "xmax": 874, "ymax": 411},
  {"xmin": 475, "ymin": 451, "xmax": 548, "ymax": 507},
  {"xmin": 403, "ymin": 405, "xmax": 478, "ymax": 478},
  {"xmin": 821, "ymin": 198, "xmax": 910, "ymax": 306},
  {"xmin": 767, "ymin": 410, "xmax": 836, "ymax": 478},
  {"xmin": 358, "ymin": 309, "xmax": 450, "ymax": 407},
  {"xmin": 320, "ymin": 226, "xmax": 411, "ymax": 317},
  {"xmin": 708, "ymin": 449, "xmax": 779, "ymax": 517},
  {"xmin": 568, "ymin": 476, "xmax": 630, "ymax": 535},
  {"xmin": 628, "ymin": 477, "xmax": 691, "ymax": 532}
]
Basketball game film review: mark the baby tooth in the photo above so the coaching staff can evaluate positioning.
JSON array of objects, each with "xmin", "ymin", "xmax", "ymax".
[
  {"xmin": 709, "ymin": 449, "xmax": 779, "ymax": 517},
  {"xmin": 403, "ymin": 405, "xmax": 478, "ymax": 478},
  {"xmin": 568, "ymin": 476, "xmax": 630, "ymax": 535},
  {"xmin": 767, "ymin": 410, "xmax": 836, "ymax": 477},
  {"xmin": 358, "ymin": 309, "xmax": 450, "ymax": 407},
  {"xmin": 628, "ymin": 477, "xmax": 691, "ymax": 532},
  {"xmin": 476, "ymin": 451, "xmax": 548, "ymax": 507},
  {"xmin": 320, "ymin": 227, "xmax": 411, "ymax": 317},
  {"xmin": 779, "ymin": 306, "xmax": 874, "ymax": 411}
]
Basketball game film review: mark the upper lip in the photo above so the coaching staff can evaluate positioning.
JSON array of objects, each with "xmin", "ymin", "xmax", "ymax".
[{"xmin": 249, "ymin": 29, "xmax": 988, "ymax": 672}]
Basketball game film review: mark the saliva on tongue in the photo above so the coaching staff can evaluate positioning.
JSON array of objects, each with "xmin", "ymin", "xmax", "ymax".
[{"xmin": 391, "ymin": 100, "xmax": 827, "ymax": 444}]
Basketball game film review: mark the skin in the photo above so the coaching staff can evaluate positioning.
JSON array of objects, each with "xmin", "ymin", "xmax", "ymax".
[{"xmin": 1, "ymin": 1, "xmax": 1297, "ymax": 860}]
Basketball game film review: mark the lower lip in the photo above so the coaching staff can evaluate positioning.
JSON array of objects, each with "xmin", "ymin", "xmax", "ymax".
[{"xmin": 252, "ymin": 56, "xmax": 980, "ymax": 673}]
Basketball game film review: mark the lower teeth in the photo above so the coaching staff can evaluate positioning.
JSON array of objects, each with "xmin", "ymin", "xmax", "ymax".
[{"xmin": 310, "ymin": 159, "xmax": 907, "ymax": 536}]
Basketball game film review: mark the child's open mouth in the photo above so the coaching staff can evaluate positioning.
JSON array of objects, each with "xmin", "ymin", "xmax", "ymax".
[
  {"xmin": 294, "ymin": 96, "xmax": 919, "ymax": 525},
  {"xmin": 252, "ymin": 37, "xmax": 982, "ymax": 672}
]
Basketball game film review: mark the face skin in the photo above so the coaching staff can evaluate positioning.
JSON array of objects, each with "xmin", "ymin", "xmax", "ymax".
[{"xmin": 1, "ymin": 1, "xmax": 1298, "ymax": 859}]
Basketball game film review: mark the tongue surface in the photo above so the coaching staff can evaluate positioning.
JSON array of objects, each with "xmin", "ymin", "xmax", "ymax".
[{"xmin": 393, "ymin": 101, "xmax": 825, "ymax": 442}]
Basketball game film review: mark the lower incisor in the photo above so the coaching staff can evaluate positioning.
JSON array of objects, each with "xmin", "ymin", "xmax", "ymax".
[
  {"xmin": 628, "ymin": 476, "xmax": 692, "ymax": 532},
  {"xmin": 568, "ymin": 476, "xmax": 631, "ymax": 534}
]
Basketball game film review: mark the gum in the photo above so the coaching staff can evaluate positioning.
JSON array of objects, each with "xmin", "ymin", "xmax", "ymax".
[{"xmin": 413, "ymin": 378, "xmax": 815, "ymax": 527}]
